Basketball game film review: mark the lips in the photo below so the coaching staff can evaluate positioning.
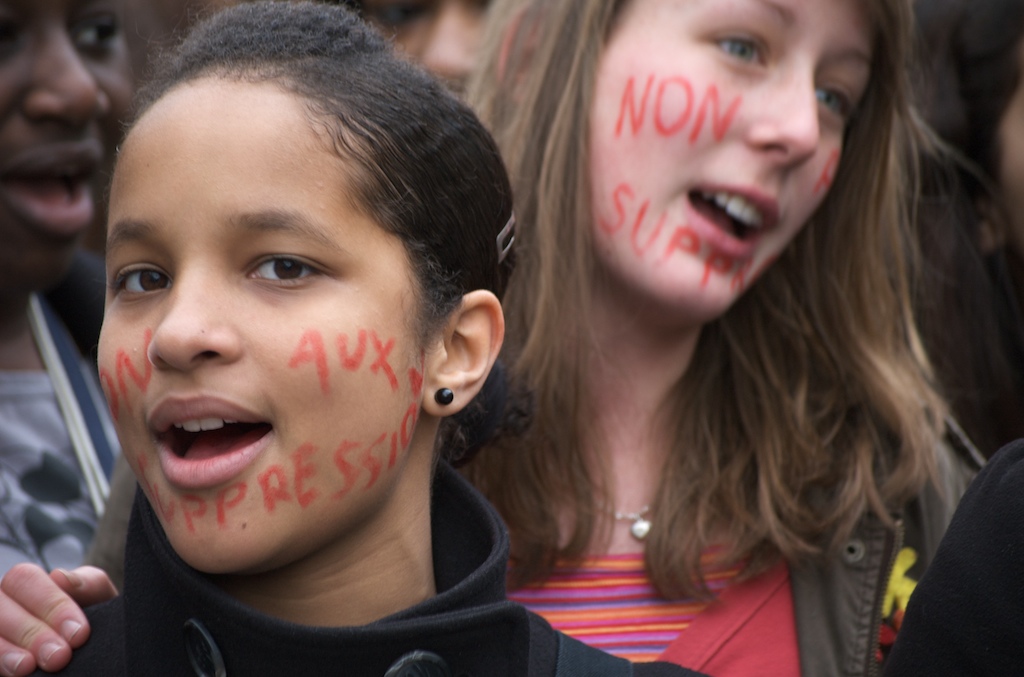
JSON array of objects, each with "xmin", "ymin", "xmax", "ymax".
[
  {"xmin": 686, "ymin": 186, "xmax": 780, "ymax": 259},
  {"xmin": 165, "ymin": 422, "xmax": 273, "ymax": 461},
  {"xmin": 692, "ymin": 190, "xmax": 764, "ymax": 237},
  {"xmin": 150, "ymin": 397, "xmax": 274, "ymax": 491},
  {"xmin": 0, "ymin": 140, "xmax": 103, "ymax": 239}
]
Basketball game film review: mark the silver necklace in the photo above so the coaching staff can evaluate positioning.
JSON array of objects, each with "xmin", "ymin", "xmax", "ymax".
[{"xmin": 613, "ymin": 505, "xmax": 651, "ymax": 541}]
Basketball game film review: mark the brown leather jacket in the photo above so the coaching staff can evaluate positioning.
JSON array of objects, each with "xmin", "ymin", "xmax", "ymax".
[{"xmin": 792, "ymin": 425, "xmax": 982, "ymax": 677}]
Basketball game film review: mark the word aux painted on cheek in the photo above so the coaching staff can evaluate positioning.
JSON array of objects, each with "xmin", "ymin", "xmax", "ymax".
[
  {"xmin": 615, "ymin": 73, "xmax": 741, "ymax": 143},
  {"xmin": 99, "ymin": 330, "xmax": 154, "ymax": 422},
  {"xmin": 599, "ymin": 182, "xmax": 777, "ymax": 292},
  {"xmin": 134, "ymin": 404, "xmax": 421, "ymax": 532},
  {"xmin": 288, "ymin": 329, "xmax": 400, "ymax": 394}
]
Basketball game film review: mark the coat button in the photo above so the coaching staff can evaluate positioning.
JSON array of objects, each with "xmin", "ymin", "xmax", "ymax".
[
  {"xmin": 183, "ymin": 618, "xmax": 227, "ymax": 677},
  {"xmin": 383, "ymin": 651, "xmax": 453, "ymax": 677},
  {"xmin": 842, "ymin": 539, "xmax": 866, "ymax": 564}
]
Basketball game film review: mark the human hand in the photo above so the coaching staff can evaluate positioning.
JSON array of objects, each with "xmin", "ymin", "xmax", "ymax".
[{"xmin": 0, "ymin": 565, "xmax": 117, "ymax": 676}]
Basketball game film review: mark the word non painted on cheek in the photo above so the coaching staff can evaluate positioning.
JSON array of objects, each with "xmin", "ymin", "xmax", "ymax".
[
  {"xmin": 130, "ymin": 402, "xmax": 421, "ymax": 532},
  {"xmin": 99, "ymin": 330, "xmax": 154, "ymax": 422},
  {"xmin": 599, "ymin": 182, "xmax": 777, "ymax": 292},
  {"xmin": 615, "ymin": 73, "xmax": 741, "ymax": 142},
  {"xmin": 288, "ymin": 328, "xmax": 403, "ymax": 394}
]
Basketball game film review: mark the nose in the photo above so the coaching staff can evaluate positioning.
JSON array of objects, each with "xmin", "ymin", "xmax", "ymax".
[
  {"xmin": 745, "ymin": 69, "xmax": 821, "ymax": 164},
  {"xmin": 22, "ymin": 28, "xmax": 109, "ymax": 126},
  {"xmin": 419, "ymin": 1, "xmax": 482, "ymax": 89},
  {"xmin": 147, "ymin": 276, "xmax": 242, "ymax": 373}
]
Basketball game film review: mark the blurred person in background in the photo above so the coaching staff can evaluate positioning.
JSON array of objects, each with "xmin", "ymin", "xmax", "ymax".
[
  {"xmin": 0, "ymin": 0, "xmax": 129, "ymax": 583},
  {"xmin": 910, "ymin": 0, "xmax": 1024, "ymax": 458}
]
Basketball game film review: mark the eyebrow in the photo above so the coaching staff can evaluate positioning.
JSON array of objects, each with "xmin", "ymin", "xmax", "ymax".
[
  {"xmin": 755, "ymin": 0, "xmax": 872, "ymax": 66},
  {"xmin": 754, "ymin": 0, "xmax": 794, "ymax": 28},
  {"xmin": 106, "ymin": 208, "xmax": 345, "ymax": 255},
  {"xmin": 229, "ymin": 209, "xmax": 344, "ymax": 253},
  {"xmin": 106, "ymin": 218, "xmax": 154, "ymax": 255}
]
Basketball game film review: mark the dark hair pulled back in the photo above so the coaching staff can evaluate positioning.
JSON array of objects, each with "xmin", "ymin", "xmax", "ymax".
[{"xmin": 132, "ymin": 1, "xmax": 514, "ymax": 341}]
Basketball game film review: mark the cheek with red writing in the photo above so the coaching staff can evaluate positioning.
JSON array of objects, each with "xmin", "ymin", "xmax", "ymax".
[
  {"xmin": 597, "ymin": 181, "xmax": 776, "ymax": 292},
  {"xmin": 99, "ymin": 329, "xmax": 154, "ymax": 423},
  {"xmin": 814, "ymin": 149, "xmax": 841, "ymax": 196},
  {"xmin": 612, "ymin": 72, "xmax": 742, "ymax": 144},
  {"xmin": 132, "ymin": 327, "xmax": 426, "ymax": 533},
  {"xmin": 120, "ymin": 325, "xmax": 429, "ymax": 533},
  {"xmin": 135, "ymin": 402, "xmax": 423, "ymax": 534},
  {"xmin": 593, "ymin": 73, "xmax": 775, "ymax": 292},
  {"xmin": 286, "ymin": 327, "xmax": 410, "ymax": 396}
]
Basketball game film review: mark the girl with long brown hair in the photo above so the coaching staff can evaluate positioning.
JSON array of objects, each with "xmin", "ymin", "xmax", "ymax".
[{"xmin": 464, "ymin": 0, "xmax": 979, "ymax": 673}]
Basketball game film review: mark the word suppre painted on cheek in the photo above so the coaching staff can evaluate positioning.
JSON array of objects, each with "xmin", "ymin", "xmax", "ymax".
[
  {"xmin": 599, "ymin": 182, "xmax": 777, "ymax": 292},
  {"xmin": 131, "ymin": 402, "xmax": 420, "ymax": 533}
]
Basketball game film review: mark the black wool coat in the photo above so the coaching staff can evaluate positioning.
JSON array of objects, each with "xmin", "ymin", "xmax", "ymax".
[
  {"xmin": 42, "ymin": 463, "xmax": 701, "ymax": 676},
  {"xmin": 885, "ymin": 438, "xmax": 1024, "ymax": 675}
]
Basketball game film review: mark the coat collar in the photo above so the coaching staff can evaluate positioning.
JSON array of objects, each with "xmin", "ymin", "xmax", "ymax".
[{"xmin": 119, "ymin": 463, "xmax": 533, "ymax": 675}]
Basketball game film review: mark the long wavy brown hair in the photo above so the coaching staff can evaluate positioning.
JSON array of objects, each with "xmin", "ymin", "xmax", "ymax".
[{"xmin": 466, "ymin": 0, "xmax": 948, "ymax": 598}]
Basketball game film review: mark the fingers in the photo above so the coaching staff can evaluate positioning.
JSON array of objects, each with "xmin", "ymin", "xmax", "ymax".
[
  {"xmin": 0, "ymin": 646, "xmax": 35, "ymax": 677},
  {"xmin": 50, "ymin": 567, "xmax": 118, "ymax": 611},
  {"xmin": 0, "ymin": 564, "xmax": 92, "ymax": 675}
]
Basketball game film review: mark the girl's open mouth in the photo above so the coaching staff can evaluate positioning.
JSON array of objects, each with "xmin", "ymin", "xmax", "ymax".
[
  {"xmin": 689, "ymin": 190, "xmax": 764, "ymax": 241},
  {"xmin": 157, "ymin": 420, "xmax": 274, "ymax": 490},
  {"xmin": 166, "ymin": 420, "xmax": 273, "ymax": 460}
]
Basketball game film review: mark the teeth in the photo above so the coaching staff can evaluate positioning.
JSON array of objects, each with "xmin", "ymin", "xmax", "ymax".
[
  {"xmin": 706, "ymin": 191, "xmax": 764, "ymax": 228},
  {"xmin": 174, "ymin": 418, "xmax": 229, "ymax": 432}
]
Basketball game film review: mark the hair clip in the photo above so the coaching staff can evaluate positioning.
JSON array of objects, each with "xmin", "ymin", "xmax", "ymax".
[{"xmin": 497, "ymin": 212, "xmax": 516, "ymax": 264}]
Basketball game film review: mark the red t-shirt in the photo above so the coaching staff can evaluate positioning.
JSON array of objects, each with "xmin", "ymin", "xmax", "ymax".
[{"xmin": 660, "ymin": 559, "xmax": 800, "ymax": 676}]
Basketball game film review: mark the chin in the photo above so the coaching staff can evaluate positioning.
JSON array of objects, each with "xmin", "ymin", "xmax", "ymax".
[
  {"xmin": 163, "ymin": 524, "xmax": 265, "ymax": 575},
  {"xmin": 645, "ymin": 280, "xmax": 742, "ymax": 327}
]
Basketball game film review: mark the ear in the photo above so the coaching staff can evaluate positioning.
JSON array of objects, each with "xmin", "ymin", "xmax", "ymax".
[{"xmin": 422, "ymin": 290, "xmax": 504, "ymax": 417}]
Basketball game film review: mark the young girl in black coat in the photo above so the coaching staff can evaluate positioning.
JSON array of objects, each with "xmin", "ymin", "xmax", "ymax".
[{"xmin": 22, "ymin": 4, "xmax": 698, "ymax": 676}]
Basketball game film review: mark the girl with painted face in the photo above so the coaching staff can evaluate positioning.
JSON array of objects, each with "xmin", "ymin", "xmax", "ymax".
[
  {"xmin": 68, "ymin": 0, "xmax": 498, "ymax": 595},
  {"xmin": 462, "ymin": 0, "xmax": 978, "ymax": 674},
  {"xmin": 10, "ymin": 3, "xmax": 702, "ymax": 676}
]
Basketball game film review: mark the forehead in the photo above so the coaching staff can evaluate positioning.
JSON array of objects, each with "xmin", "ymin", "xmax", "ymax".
[
  {"xmin": 116, "ymin": 78, "xmax": 334, "ymax": 195},
  {"xmin": 613, "ymin": 0, "xmax": 874, "ymax": 49},
  {"xmin": 110, "ymin": 78, "xmax": 367, "ymax": 239},
  {"xmin": 128, "ymin": 77, "xmax": 312, "ymax": 147}
]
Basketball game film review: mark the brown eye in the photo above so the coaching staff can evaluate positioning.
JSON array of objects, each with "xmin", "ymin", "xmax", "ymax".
[
  {"xmin": 254, "ymin": 257, "xmax": 314, "ymax": 281},
  {"xmin": 120, "ymin": 269, "xmax": 169, "ymax": 293}
]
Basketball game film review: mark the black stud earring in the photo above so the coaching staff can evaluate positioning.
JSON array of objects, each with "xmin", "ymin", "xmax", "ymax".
[{"xmin": 434, "ymin": 388, "xmax": 454, "ymax": 405}]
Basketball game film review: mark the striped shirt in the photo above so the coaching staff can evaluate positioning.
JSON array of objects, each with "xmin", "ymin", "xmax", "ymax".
[{"xmin": 508, "ymin": 551, "xmax": 743, "ymax": 663}]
